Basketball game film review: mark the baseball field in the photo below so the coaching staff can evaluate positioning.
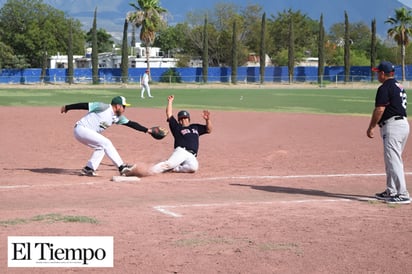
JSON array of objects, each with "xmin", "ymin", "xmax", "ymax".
[{"xmin": 1, "ymin": 84, "xmax": 412, "ymax": 273}]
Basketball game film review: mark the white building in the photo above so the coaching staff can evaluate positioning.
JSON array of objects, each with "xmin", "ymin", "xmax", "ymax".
[
  {"xmin": 48, "ymin": 53, "xmax": 84, "ymax": 68},
  {"xmin": 48, "ymin": 43, "xmax": 178, "ymax": 69},
  {"xmin": 243, "ymin": 53, "xmax": 273, "ymax": 67},
  {"xmin": 297, "ymin": 57, "xmax": 319, "ymax": 67}
]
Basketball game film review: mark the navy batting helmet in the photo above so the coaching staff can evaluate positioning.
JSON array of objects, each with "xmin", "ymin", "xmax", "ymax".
[{"xmin": 177, "ymin": 110, "xmax": 190, "ymax": 120}]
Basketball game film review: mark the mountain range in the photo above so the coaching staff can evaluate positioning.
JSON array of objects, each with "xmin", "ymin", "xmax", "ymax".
[{"xmin": 0, "ymin": 0, "xmax": 410, "ymax": 41}]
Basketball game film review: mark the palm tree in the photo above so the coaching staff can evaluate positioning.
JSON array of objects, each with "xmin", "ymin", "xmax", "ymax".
[
  {"xmin": 127, "ymin": 0, "xmax": 167, "ymax": 72},
  {"xmin": 386, "ymin": 7, "xmax": 412, "ymax": 81}
]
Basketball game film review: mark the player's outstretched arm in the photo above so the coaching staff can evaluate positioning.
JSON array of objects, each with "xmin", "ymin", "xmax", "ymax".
[
  {"xmin": 124, "ymin": 121, "xmax": 150, "ymax": 134},
  {"xmin": 60, "ymin": 103, "xmax": 89, "ymax": 113}
]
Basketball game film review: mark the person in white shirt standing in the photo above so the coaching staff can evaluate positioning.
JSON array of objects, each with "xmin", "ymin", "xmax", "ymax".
[
  {"xmin": 140, "ymin": 69, "xmax": 153, "ymax": 99},
  {"xmin": 61, "ymin": 96, "xmax": 154, "ymax": 176}
]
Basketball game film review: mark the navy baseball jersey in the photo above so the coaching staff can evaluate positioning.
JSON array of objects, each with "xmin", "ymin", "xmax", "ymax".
[
  {"xmin": 168, "ymin": 116, "xmax": 208, "ymax": 154},
  {"xmin": 375, "ymin": 78, "xmax": 407, "ymax": 123}
]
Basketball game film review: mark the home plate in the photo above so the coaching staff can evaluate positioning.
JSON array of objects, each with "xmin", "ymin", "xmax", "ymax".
[{"xmin": 111, "ymin": 176, "xmax": 141, "ymax": 182}]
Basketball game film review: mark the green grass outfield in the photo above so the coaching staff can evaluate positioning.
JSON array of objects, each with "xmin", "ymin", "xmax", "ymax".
[{"xmin": 0, "ymin": 85, "xmax": 377, "ymax": 115}]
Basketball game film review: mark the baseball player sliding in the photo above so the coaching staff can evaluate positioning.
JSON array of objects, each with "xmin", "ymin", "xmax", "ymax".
[
  {"xmin": 61, "ymin": 96, "xmax": 155, "ymax": 176},
  {"xmin": 150, "ymin": 95, "xmax": 212, "ymax": 174}
]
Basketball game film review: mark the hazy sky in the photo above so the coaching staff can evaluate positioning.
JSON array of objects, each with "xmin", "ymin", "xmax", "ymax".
[
  {"xmin": 0, "ymin": 0, "xmax": 407, "ymax": 39},
  {"xmin": 398, "ymin": 0, "xmax": 412, "ymax": 7}
]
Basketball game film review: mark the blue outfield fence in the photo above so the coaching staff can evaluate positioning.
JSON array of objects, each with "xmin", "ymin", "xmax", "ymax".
[{"xmin": 0, "ymin": 65, "xmax": 410, "ymax": 84}]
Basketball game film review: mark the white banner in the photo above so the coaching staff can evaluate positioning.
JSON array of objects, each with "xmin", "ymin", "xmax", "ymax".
[{"xmin": 8, "ymin": 236, "xmax": 113, "ymax": 268}]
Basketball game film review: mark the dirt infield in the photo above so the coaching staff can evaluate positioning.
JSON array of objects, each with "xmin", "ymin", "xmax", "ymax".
[{"xmin": 1, "ymin": 107, "xmax": 412, "ymax": 273}]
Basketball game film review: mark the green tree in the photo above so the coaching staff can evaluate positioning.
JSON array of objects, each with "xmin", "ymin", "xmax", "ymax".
[
  {"xmin": 344, "ymin": 11, "xmax": 350, "ymax": 83},
  {"xmin": 350, "ymin": 50, "xmax": 369, "ymax": 66},
  {"xmin": 185, "ymin": 23, "xmax": 221, "ymax": 66},
  {"xmin": 0, "ymin": 0, "xmax": 84, "ymax": 69},
  {"xmin": 176, "ymin": 4, "xmax": 260, "ymax": 67},
  {"xmin": 127, "ymin": 0, "xmax": 167, "ymax": 72},
  {"xmin": 268, "ymin": 9, "xmax": 318, "ymax": 66},
  {"xmin": 183, "ymin": 3, "xmax": 253, "ymax": 67},
  {"xmin": 121, "ymin": 19, "xmax": 129, "ymax": 84},
  {"xmin": 85, "ymin": 28, "xmax": 114, "ymax": 53},
  {"xmin": 328, "ymin": 22, "xmax": 370, "ymax": 52},
  {"xmin": 326, "ymin": 46, "xmax": 344, "ymax": 66},
  {"xmin": 154, "ymin": 23, "xmax": 189, "ymax": 55},
  {"xmin": 381, "ymin": 42, "xmax": 399, "ymax": 63},
  {"xmin": 371, "ymin": 19, "xmax": 377, "ymax": 81},
  {"xmin": 154, "ymin": 23, "xmax": 194, "ymax": 67},
  {"xmin": 328, "ymin": 21, "xmax": 371, "ymax": 67},
  {"xmin": 67, "ymin": 20, "xmax": 74, "ymax": 84},
  {"xmin": 131, "ymin": 24, "xmax": 136, "ymax": 48},
  {"xmin": 231, "ymin": 20, "xmax": 238, "ymax": 84},
  {"xmin": 202, "ymin": 15, "xmax": 209, "ymax": 83},
  {"xmin": 91, "ymin": 7, "xmax": 98, "ymax": 84},
  {"xmin": 241, "ymin": 4, "xmax": 264, "ymax": 54},
  {"xmin": 318, "ymin": 14, "xmax": 325, "ymax": 85},
  {"xmin": 191, "ymin": 4, "xmax": 235, "ymax": 67},
  {"xmin": 0, "ymin": 42, "xmax": 19, "ymax": 69},
  {"xmin": 259, "ymin": 12, "xmax": 266, "ymax": 84},
  {"xmin": 160, "ymin": 68, "xmax": 181, "ymax": 83},
  {"xmin": 386, "ymin": 7, "xmax": 412, "ymax": 81},
  {"xmin": 211, "ymin": 3, "xmax": 254, "ymax": 67},
  {"xmin": 288, "ymin": 18, "xmax": 295, "ymax": 83}
]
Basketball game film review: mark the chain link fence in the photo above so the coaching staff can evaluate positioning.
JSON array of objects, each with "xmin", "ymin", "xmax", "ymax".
[
  {"xmin": 0, "ymin": 74, "xmax": 380, "ymax": 85},
  {"xmin": 0, "ymin": 66, "xmax": 400, "ymax": 88}
]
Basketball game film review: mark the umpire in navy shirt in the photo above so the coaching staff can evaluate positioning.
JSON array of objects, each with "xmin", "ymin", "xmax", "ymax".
[{"xmin": 367, "ymin": 61, "xmax": 410, "ymax": 204}]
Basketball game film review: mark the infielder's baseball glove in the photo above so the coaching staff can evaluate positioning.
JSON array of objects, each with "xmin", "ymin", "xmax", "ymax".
[{"xmin": 150, "ymin": 126, "xmax": 168, "ymax": 140}]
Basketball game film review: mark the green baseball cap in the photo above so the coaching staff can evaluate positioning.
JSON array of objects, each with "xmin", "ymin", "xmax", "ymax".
[{"xmin": 111, "ymin": 96, "xmax": 131, "ymax": 107}]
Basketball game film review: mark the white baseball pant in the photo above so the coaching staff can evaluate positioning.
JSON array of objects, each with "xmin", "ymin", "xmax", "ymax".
[
  {"xmin": 74, "ymin": 124, "xmax": 124, "ymax": 170},
  {"xmin": 151, "ymin": 147, "xmax": 198, "ymax": 174}
]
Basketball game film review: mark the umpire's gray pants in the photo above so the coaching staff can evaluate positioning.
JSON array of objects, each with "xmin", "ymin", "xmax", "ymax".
[{"xmin": 380, "ymin": 118, "xmax": 410, "ymax": 198}]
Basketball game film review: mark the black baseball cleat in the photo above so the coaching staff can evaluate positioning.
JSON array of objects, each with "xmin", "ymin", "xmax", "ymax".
[
  {"xmin": 375, "ymin": 190, "xmax": 395, "ymax": 200},
  {"xmin": 80, "ymin": 166, "xmax": 97, "ymax": 176},
  {"xmin": 385, "ymin": 195, "xmax": 411, "ymax": 204},
  {"xmin": 119, "ymin": 164, "xmax": 136, "ymax": 176}
]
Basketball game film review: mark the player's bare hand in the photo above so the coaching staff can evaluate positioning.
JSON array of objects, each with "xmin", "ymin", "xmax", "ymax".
[
  {"xmin": 202, "ymin": 110, "xmax": 210, "ymax": 120},
  {"xmin": 60, "ymin": 105, "xmax": 67, "ymax": 113},
  {"xmin": 366, "ymin": 127, "xmax": 374, "ymax": 138},
  {"xmin": 168, "ymin": 95, "xmax": 174, "ymax": 102}
]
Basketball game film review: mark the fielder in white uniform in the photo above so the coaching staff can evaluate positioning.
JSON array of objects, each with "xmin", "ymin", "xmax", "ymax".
[
  {"xmin": 61, "ymin": 96, "xmax": 153, "ymax": 176},
  {"xmin": 150, "ymin": 95, "xmax": 212, "ymax": 174},
  {"xmin": 141, "ymin": 69, "xmax": 153, "ymax": 98}
]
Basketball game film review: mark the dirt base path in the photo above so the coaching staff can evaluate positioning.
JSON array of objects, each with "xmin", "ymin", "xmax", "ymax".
[{"xmin": 1, "ymin": 107, "xmax": 412, "ymax": 273}]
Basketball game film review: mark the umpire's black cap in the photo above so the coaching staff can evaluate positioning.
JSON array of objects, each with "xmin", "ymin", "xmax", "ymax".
[{"xmin": 372, "ymin": 61, "xmax": 395, "ymax": 73}]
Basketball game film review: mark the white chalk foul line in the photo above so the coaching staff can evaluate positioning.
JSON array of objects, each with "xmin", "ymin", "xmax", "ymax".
[
  {"xmin": 153, "ymin": 172, "xmax": 390, "ymax": 217},
  {"xmin": 2, "ymin": 171, "xmax": 412, "ymax": 190},
  {"xmin": 153, "ymin": 198, "xmax": 361, "ymax": 218},
  {"xmin": 153, "ymin": 206, "xmax": 183, "ymax": 218},
  {"xmin": 0, "ymin": 181, "xmax": 101, "ymax": 190},
  {"xmin": 180, "ymin": 172, "xmax": 412, "ymax": 182}
]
